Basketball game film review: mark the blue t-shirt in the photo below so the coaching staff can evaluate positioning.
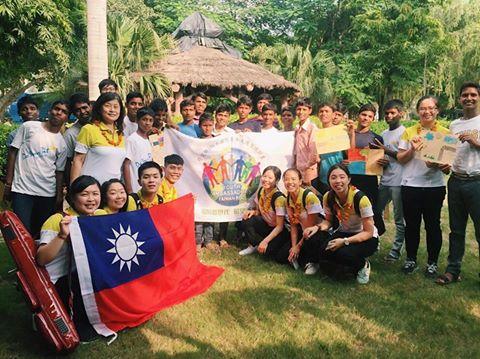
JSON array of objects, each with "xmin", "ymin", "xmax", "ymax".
[
  {"xmin": 228, "ymin": 120, "xmax": 261, "ymax": 132},
  {"xmin": 178, "ymin": 122, "xmax": 201, "ymax": 138},
  {"xmin": 319, "ymin": 151, "xmax": 345, "ymax": 184}
]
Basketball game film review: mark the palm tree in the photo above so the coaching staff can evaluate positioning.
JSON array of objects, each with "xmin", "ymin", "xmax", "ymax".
[
  {"xmin": 107, "ymin": 14, "xmax": 174, "ymax": 101},
  {"xmin": 249, "ymin": 44, "xmax": 336, "ymax": 104}
]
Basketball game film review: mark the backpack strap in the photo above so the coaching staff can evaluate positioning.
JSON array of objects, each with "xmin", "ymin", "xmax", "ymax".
[
  {"xmin": 129, "ymin": 193, "xmax": 142, "ymax": 210},
  {"xmin": 326, "ymin": 190, "xmax": 336, "ymax": 215},
  {"xmin": 302, "ymin": 188, "xmax": 312, "ymax": 209},
  {"xmin": 353, "ymin": 190, "xmax": 366, "ymax": 216},
  {"xmin": 257, "ymin": 187, "xmax": 263, "ymax": 202},
  {"xmin": 130, "ymin": 192, "xmax": 163, "ymax": 209},
  {"xmin": 270, "ymin": 191, "xmax": 286, "ymax": 210}
]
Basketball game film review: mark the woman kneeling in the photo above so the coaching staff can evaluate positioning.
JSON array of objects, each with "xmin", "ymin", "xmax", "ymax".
[
  {"xmin": 239, "ymin": 166, "xmax": 289, "ymax": 262},
  {"xmin": 304, "ymin": 164, "xmax": 378, "ymax": 284},
  {"xmin": 36, "ymin": 176, "xmax": 106, "ymax": 341}
]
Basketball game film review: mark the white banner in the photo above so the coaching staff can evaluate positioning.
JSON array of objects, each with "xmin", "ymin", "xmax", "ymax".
[{"xmin": 163, "ymin": 129, "xmax": 294, "ymax": 222}]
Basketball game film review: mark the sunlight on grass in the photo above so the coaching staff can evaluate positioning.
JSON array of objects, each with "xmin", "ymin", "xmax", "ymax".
[{"xmin": 0, "ymin": 207, "xmax": 479, "ymax": 358}]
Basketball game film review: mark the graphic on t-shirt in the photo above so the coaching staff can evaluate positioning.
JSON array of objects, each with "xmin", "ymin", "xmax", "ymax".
[{"xmin": 200, "ymin": 147, "xmax": 261, "ymax": 206}]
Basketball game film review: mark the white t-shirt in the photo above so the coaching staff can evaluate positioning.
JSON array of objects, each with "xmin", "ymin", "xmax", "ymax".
[
  {"xmin": 123, "ymin": 116, "xmax": 138, "ymax": 137},
  {"xmin": 450, "ymin": 115, "xmax": 480, "ymax": 175},
  {"xmin": 399, "ymin": 128, "xmax": 446, "ymax": 187},
  {"xmin": 212, "ymin": 126, "xmax": 234, "ymax": 136},
  {"xmin": 125, "ymin": 132, "xmax": 153, "ymax": 192},
  {"xmin": 11, "ymin": 121, "xmax": 67, "ymax": 197},
  {"xmin": 63, "ymin": 121, "xmax": 83, "ymax": 158},
  {"xmin": 380, "ymin": 125, "xmax": 405, "ymax": 186},
  {"xmin": 261, "ymin": 127, "xmax": 279, "ymax": 134}
]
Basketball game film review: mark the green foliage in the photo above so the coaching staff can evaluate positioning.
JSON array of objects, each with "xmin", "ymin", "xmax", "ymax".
[
  {"xmin": 107, "ymin": 14, "xmax": 174, "ymax": 100},
  {"xmin": 0, "ymin": 124, "xmax": 15, "ymax": 178},
  {"xmin": 249, "ymin": 44, "xmax": 336, "ymax": 104},
  {"xmin": 0, "ymin": 0, "xmax": 84, "ymax": 93},
  {"xmin": 144, "ymin": 0, "xmax": 262, "ymax": 53}
]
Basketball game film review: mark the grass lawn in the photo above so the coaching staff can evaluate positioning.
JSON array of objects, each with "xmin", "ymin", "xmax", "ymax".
[{"xmin": 0, "ymin": 206, "xmax": 479, "ymax": 358}]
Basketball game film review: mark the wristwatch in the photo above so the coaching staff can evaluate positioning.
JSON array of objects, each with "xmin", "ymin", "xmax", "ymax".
[{"xmin": 343, "ymin": 237, "xmax": 350, "ymax": 246}]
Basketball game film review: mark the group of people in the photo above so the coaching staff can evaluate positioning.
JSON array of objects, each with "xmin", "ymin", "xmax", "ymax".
[
  {"xmin": 236, "ymin": 82, "xmax": 480, "ymax": 289},
  {"xmin": 3, "ymin": 78, "xmax": 480, "ymax": 339}
]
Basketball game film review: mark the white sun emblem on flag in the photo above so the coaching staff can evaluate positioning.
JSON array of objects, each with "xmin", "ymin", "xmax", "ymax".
[{"xmin": 106, "ymin": 224, "xmax": 145, "ymax": 272}]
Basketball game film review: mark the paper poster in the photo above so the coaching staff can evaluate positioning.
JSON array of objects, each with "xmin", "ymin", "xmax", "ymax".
[
  {"xmin": 347, "ymin": 148, "xmax": 384, "ymax": 176},
  {"xmin": 415, "ymin": 131, "xmax": 459, "ymax": 165},
  {"xmin": 149, "ymin": 132, "xmax": 165, "ymax": 165},
  {"xmin": 314, "ymin": 125, "xmax": 351, "ymax": 154}
]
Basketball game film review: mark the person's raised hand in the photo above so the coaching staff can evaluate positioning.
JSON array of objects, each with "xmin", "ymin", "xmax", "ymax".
[{"xmin": 59, "ymin": 216, "xmax": 73, "ymax": 240}]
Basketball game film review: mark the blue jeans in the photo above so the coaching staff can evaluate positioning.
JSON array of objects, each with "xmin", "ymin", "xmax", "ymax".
[
  {"xmin": 11, "ymin": 192, "xmax": 56, "ymax": 238},
  {"xmin": 446, "ymin": 176, "xmax": 480, "ymax": 276},
  {"xmin": 377, "ymin": 185, "xmax": 405, "ymax": 258}
]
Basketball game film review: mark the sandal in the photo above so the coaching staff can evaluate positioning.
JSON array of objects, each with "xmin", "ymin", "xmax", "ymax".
[{"xmin": 435, "ymin": 272, "xmax": 461, "ymax": 285}]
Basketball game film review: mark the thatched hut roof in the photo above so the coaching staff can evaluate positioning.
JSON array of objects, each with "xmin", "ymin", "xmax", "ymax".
[{"xmin": 134, "ymin": 46, "xmax": 300, "ymax": 93}]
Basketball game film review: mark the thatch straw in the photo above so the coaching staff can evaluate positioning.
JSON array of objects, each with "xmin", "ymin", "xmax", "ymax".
[{"xmin": 133, "ymin": 46, "xmax": 300, "ymax": 92}]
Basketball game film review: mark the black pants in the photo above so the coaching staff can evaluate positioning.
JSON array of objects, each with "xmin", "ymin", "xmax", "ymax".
[
  {"xmin": 350, "ymin": 174, "xmax": 385, "ymax": 236},
  {"xmin": 275, "ymin": 225, "xmax": 328, "ymax": 267},
  {"xmin": 243, "ymin": 215, "xmax": 290, "ymax": 261},
  {"xmin": 401, "ymin": 186, "xmax": 446, "ymax": 263},
  {"xmin": 317, "ymin": 231, "xmax": 378, "ymax": 272},
  {"xmin": 55, "ymin": 272, "xmax": 96, "ymax": 341},
  {"xmin": 12, "ymin": 192, "xmax": 56, "ymax": 238}
]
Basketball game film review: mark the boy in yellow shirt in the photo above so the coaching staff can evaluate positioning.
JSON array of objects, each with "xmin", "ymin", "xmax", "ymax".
[{"xmin": 158, "ymin": 154, "xmax": 184, "ymax": 203}]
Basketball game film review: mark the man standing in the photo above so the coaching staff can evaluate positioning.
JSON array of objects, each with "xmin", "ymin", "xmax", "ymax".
[
  {"xmin": 374, "ymin": 100, "xmax": 406, "ymax": 261},
  {"xmin": 123, "ymin": 92, "xmax": 144, "ymax": 137},
  {"xmin": 437, "ymin": 82, "xmax": 480, "ymax": 284},
  {"xmin": 4, "ymin": 101, "xmax": 69, "ymax": 237},
  {"xmin": 64, "ymin": 93, "xmax": 92, "ymax": 184}
]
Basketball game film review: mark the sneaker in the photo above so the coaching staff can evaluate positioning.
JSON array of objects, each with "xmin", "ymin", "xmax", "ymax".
[
  {"xmin": 402, "ymin": 260, "xmax": 418, "ymax": 274},
  {"xmin": 384, "ymin": 253, "xmax": 400, "ymax": 262},
  {"xmin": 304, "ymin": 263, "xmax": 319, "ymax": 275},
  {"xmin": 238, "ymin": 245, "xmax": 257, "ymax": 256},
  {"xmin": 357, "ymin": 260, "xmax": 371, "ymax": 284},
  {"xmin": 425, "ymin": 262, "xmax": 438, "ymax": 278}
]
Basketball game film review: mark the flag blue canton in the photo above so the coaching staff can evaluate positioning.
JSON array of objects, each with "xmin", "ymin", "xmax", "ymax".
[{"xmin": 77, "ymin": 209, "xmax": 164, "ymax": 292}]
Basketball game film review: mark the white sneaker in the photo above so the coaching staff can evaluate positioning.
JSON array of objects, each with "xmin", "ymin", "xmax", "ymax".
[
  {"xmin": 304, "ymin": 262, "xmax": 319, "ymax": 275},
  {"xmin": 357, "ymin": 260, "xmax": 371, "ymax": 284},
  {"xmin": 238, "ymin": 245, "xmax": 257, "ymax": 256}
]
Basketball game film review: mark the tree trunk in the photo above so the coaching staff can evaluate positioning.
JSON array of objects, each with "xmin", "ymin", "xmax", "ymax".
[
  {"xmin": 87, "ymin": 0, "xmax": 108, "ymax": 100},
  {"xmin": 0, "ymin": 82, "xmax": 34, "ymax": 122}
]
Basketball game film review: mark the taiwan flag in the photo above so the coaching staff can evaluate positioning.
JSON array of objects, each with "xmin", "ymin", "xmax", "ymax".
[{"xmin": 69, "ymin": 194, "xmax": 223, "ymax": 337}]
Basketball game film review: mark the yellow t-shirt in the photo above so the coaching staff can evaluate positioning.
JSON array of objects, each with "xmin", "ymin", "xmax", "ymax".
[
  {"xmin": 399, "ymin": 122, "xmax": 450, "ymax": 187},
  {"xmin": 158, "ymin": 178, "xmax": 178, "ymax": 203},
  {"xmin": 286, "ymin": 187, "xmax": 323, "ymax": 229},
  {"xmin": 38, "ymin": 207, "xmax": 107, "ymax": 283},
  {"xmin": 254, "ymin": 188, "xmax": 287, "ymax": 227},
  {"xmin": 75, "ymin": 122, "xmax": 126, "ymax": 185},
  {"xmin": 323, "ymin": 187, "xmax": 377, "ymax": 236},
  {"xmin": 126, "ymin": 191, "xmax": 163, "ymax": 211}
]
